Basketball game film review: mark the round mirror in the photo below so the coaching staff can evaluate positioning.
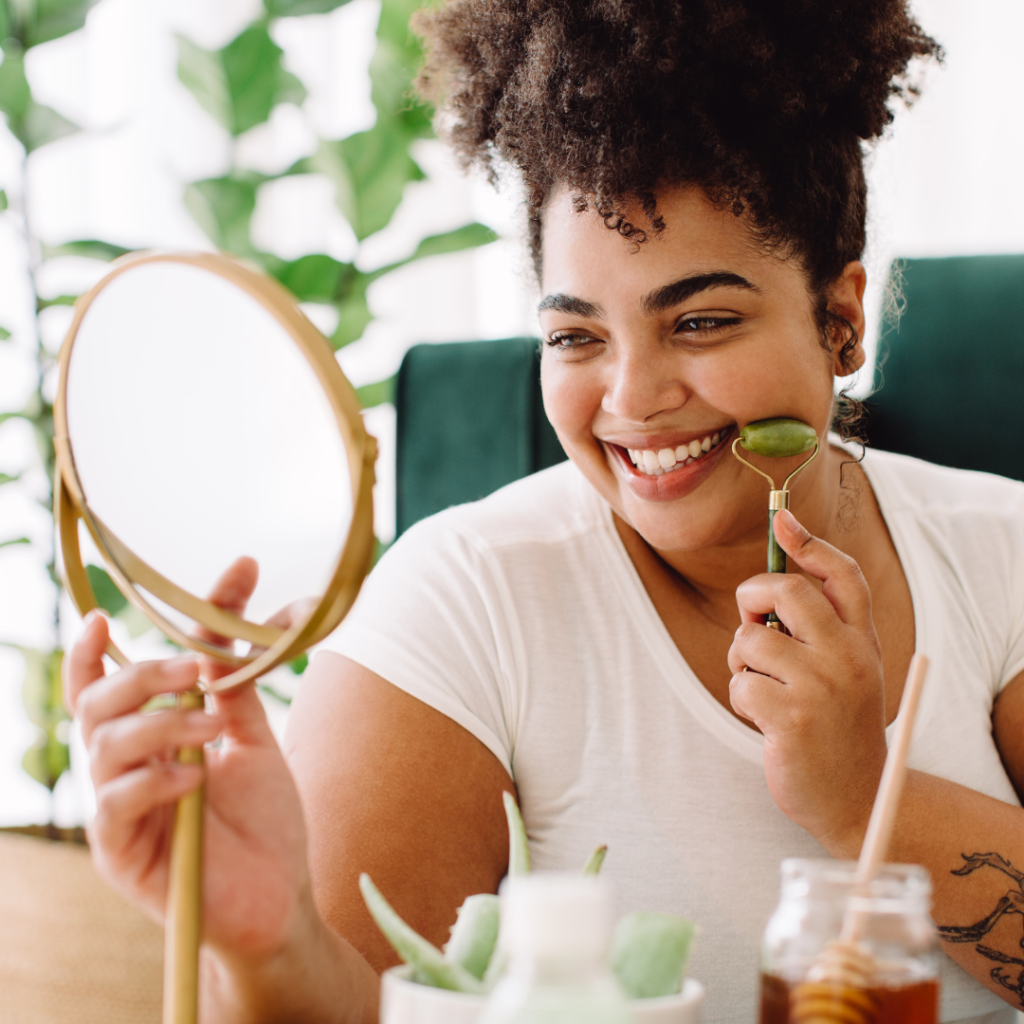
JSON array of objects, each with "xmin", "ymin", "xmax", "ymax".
[{"xmin": 54, "ymin": 251, "xmax": 375, "ymax": 692}]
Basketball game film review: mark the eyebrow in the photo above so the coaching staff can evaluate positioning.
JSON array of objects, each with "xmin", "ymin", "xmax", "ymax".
[
  {"xmin": 537, "ymin": 271, "xmax": 758, "ymax": 320},
  {"xmin": 640, "ymin": 271, "xmax": 759, "ymax": 315},
  {"xmin": 536, "ymin": 293, "xmax": 604, "ymax": 317}
]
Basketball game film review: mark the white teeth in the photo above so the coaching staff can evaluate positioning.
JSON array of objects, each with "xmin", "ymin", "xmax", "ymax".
[{"xmin": 627, "ymin": 429, "xmax": 728, "ymax": 476}]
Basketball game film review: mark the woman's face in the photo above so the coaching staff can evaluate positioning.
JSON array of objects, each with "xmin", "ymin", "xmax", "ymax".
[{"xmin": 539, "ymin": 184, "xmax": 865, "ymax": 555}]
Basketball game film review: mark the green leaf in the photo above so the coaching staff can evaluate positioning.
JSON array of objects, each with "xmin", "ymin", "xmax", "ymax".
[
  {"xmin": 0, "ymin": 471, "xmax": 21, "ymax": 485},
  {"xmin": 85, "ymin": 564, "xmax": 128, "ymax": 617},
  {"xmin": 264, "ymin": 0, "xmax": 355, "ymax": 15},
  {"xmin": 177, "ymin": 24, "xmax": 308, "ymax": 137},
  {"xmin": 332, "ymin": 281, "xmax": 372, "ymax": 349},
  {"xmin": 41, "ymin": 239, "xmax": 132, "ymax": 262},
  {"xmin": 313, "ymin": 128, "xmax": 424, "ymax": 241},
  {"xmin": 288, "ymin": 652, "xmax": 308, "ymax": 675},
  {"xmin": 610, "ymin": 912, "xmax": 697, "ymax": 999},
  {"xmin": 221, "ymin": 24, "xmax": 305, "ymax": 135},
  {"xmin": 406, "ymin": 223, "xmax": 498, "ymax": 263},
  {"xmin": 36, "ymin": 293, "xmax": 77, "ymax": 311},
  {"xmin": 176, "ymin": 33, "xmax": 231, "ymax": 130},
  {"xmin": 370, "ymin": 0, "xmax": 433, "ymax": 137},
  {"xmin": 0, "ymin": 325, "xmax": 10, "ymax": 339},
  {"xmin": 0, "ymin": 189, "xmax": 7, "ymax": 210},
  {"xmin": 0, "ymin": 46, "xmax": 80, "ymax": 149},
  {"xmin": 273, "ymin": 253, "xmax": 348, "ymax": 303},
  {"xmin": 18, "ymin": 0, "xmax": 102, "ymax": 49},
  {"xmin": 0, "ymin": 536, "xmax": 29, "ymax": 548},
  {"xmin": 17, "ymin": 647, "xmax": 68, "ymax": 792},
  {"xmin": 0, "ymin": 45, "xmax": 32, "ymax": 123},
  {"xmin": 356, "ymin": 374, "xmax": 395, "ymax": 409},
  {"xmin": 184, "ymin": 175, "xmax": 259, "ymax": 253},
  {"xmin": 367, "ymin": 222, "xmax": 499, "ymax": 283},
  {"xmin": 23, "ymin": 101, "xmax": 78, "ymax": 150}
]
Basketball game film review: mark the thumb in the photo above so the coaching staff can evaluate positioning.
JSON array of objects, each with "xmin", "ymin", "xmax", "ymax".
[
  {"xmin": 196, "ymin": 556, "xmax": 259, "ymax": 684},
  {"xmin": 772, "ymin": 508, "xmax": 872, "ymax": 628}
]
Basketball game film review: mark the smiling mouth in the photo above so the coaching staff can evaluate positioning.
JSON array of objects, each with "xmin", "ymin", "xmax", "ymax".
[{"xmin": 617, "ymin": 428, "xmax": 733, "ymax": 476}]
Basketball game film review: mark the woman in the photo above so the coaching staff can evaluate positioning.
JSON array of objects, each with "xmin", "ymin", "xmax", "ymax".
[{"xmin": 64, "ymin": 3, "xmax": 1024, "ymax": 1022}]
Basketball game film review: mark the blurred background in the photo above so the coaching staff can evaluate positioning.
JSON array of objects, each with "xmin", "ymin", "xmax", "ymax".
[{"xmin": 0, "ymin": 0, "xmax": 1022, "ymax": 829}]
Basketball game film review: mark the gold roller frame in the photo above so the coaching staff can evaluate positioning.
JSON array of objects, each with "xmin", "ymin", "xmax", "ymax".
[
  {"xmin": 53, "ymin": 250, "xmax": 376, "ymax": 692},
  {"xmin": 52, "ymin": 250, "xmax": 376, "ymax": 1024}
]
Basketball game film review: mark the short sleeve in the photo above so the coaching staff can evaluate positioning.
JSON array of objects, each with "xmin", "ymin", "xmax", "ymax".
[
  {"xmin": 314, "ymin": 515, "xmax": 519, "ymax": 777},
  {"xmin": 1001, "ymin": 531, "xmax": 1024, "ymax": 691},
  {"xmin": 996, "ymin": 494, "xmax": 1024, "ymax": 691}
]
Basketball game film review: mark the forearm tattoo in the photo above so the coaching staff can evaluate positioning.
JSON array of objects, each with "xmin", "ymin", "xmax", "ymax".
[{"xmin": 938, "ymin": 852, "xmax": 1024, "ymax": 1007}]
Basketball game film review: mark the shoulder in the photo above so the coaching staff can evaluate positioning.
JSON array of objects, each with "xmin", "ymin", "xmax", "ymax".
[
  {"xmin": 393, "ymin": 460, "xmax": 607, "ymax": 564},
  {"xmin": 861, "ymin": 447, "xmax": 1024, "ymax": 523}
]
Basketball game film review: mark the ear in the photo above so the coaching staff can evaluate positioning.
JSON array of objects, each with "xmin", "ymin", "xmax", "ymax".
[{"xmin": 827, "ymin": 261, "xmax": 868, "ymax": 376}]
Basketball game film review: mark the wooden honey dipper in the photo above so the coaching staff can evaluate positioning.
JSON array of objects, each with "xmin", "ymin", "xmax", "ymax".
[{"xmin": 790, "ymin": 653, "xmax": 930, "ymax": 1024}]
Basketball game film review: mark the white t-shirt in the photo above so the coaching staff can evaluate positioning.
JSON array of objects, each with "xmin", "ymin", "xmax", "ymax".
[{"xmin": 319, "ymin": 448, "xmax": 1024, "ymax": 1024}]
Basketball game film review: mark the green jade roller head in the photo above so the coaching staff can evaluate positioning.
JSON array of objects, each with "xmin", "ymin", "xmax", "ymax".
[{"xmin": 732, "ymin": 418, "xmax": 820, "ymax": 631}]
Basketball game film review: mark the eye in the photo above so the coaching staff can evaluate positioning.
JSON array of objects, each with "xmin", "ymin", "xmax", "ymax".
[
  {"xmin": 675, "ymin": 315, "xmax": 742, "ymax": 336},
  {"xmin": 545, "ymin": 331, "xmax": 600, "ymax": 351}
]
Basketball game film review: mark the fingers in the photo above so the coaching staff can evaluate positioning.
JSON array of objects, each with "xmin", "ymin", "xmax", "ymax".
[
  {"xmin": 735, "ymin": 572, "xmax": 840, "ymax": 644},
  {"xmin": 771, "ymin": 509, "xmax": 872, "ymax": 628},
  {"xmin": 196, "ymin": 556, "xmax": 259, "ymax": 683},
  {"xmin": 209, "ymin": 682, "xmax": 278, "ymax": 748},
  {"xmin": 729, "ymin": 668, "xmax": 793, "ymax": 729},
  {"xmin": 92, "ymin": 761, "xmax": 203, "ymax": 854},
  {"xmin": 63, "ymin": 611, "xmax": 110, "ymax": 716},
  {"xmin": 89, "ymin": 707, "xmax": 223, "ymax": 786},
  {"xmin": 76, "ymin": 656, "xmax": 200, "ymax": 746}
]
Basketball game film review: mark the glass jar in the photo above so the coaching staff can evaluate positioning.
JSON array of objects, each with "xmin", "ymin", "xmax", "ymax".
[{"xmin": 760, "ymin": 858, "xmax": 940, "ymax": 1024}]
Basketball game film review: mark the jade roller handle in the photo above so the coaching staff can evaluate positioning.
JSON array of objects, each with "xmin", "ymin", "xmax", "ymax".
[{"xmin": 766, "ymin": 490, "xmax": 789, "ymax": 630}]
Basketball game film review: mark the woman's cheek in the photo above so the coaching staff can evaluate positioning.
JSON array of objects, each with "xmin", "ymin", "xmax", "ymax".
[{"xmin": 541, "ymin": 358, "xmax": 602, "ymax": 451}]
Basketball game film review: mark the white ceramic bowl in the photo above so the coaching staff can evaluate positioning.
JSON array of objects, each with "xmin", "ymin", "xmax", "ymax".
[{"xmin": 380, "ymin": 965, "xmax": 705, "ymax": 1024}]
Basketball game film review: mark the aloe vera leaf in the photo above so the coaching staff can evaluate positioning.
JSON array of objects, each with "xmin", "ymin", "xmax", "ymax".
[
  {"xmin": 482, "ymin": 945, "xmax": 508, "ymax": 991},
  {"xmin": 358, "ymin": 874, "xmax": 484, "ymax": 993},
  {"xmin": 609, "ymin": 912, "xmax": 697, "ymax": 999},
  {"xmin": 739, "ymin": 418, "xmax": 817, "ymax": 458},
  {"xmin": 582, "ymin": 845, "xmax": 607, "ymax": 875},
  {"xmin": 443, "ymin": 893, "xmax": 500, "ymax": 980},
  {"xmin": 502, "ymin": 791, "xmax": 530, "ymax": 875}
]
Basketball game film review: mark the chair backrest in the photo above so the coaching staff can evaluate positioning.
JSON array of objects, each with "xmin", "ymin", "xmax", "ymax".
[
  {"xmin": 396, "ymin": 339, "xmax": 567, "ymax": 535},
  {"xmin": 866, "ymin": 254, "xmax": 1024, "ymax": 480}
]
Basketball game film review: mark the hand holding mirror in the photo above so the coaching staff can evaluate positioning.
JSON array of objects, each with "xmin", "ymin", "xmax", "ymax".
[{"xmin": 53, "ymin": 251, "xmax": 376, "ymax": 1024}]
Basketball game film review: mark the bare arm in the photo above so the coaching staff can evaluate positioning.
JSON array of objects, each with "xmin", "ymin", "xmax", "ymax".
[
  {"xmin": 730, "ymin": 509, "xmax": 1024, "ymax": 1011},
  {"xmin": 284, "ymin": 652, "xmax": 515, "ymax": 973}
]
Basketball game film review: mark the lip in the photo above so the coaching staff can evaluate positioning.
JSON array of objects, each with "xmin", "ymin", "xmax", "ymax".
[{"xmin": 604, "ymin": 426, "xmax": 736, "ymax": 502}]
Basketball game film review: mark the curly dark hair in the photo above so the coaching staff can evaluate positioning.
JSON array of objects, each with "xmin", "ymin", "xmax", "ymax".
[{"xmin": 414, "ymin": 0, "xmax": 941, "ymax": 403}]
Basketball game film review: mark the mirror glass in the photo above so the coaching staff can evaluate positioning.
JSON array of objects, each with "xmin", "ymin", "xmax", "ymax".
[{"xmin": 64, "ymin": 260, "xmax": 353, "ymax": 632}]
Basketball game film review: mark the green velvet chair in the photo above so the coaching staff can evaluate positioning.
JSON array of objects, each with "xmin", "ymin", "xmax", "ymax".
[
  {"xmin": 866, "ymin": 255, "xmax": 1024, "ymax": 480},
  {"xmin": 395, "ymin": 338, "xmax": 566, "ymax": 535}
]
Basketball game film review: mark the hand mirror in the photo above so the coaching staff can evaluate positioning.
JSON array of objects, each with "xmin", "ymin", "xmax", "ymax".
[{"xmin": 53, "ymin": 251, "xmax": 376, "ymax": 1024}]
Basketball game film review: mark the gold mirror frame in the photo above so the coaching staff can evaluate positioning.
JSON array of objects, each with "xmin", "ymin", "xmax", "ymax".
[{"xmin": 53, "ymin": 250, "xmax": 376, "ymax": 693}]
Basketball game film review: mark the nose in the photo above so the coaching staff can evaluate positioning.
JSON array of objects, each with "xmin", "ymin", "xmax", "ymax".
[{"xmin": 601, "ymin": 341, "xmax": 690, "ymax": 424}]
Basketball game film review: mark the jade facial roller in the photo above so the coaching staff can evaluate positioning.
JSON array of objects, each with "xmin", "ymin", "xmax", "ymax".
[{"xmin": 731, "ymin": 418, "xmax": 820, "ymax": 631}]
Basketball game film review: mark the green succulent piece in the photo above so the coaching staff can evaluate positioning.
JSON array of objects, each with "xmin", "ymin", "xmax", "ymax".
[
  {"xmin": 503, "ymin": 790, "xmax": 531, "ymax": 875},
  {"xmin": 358, "ymin": 874, "xmax": 484, "ymax": 993},
  {"xmin": 582, "ymin": 845, "xmax": 608, "ymax": 875},
  {"xmin": 444, "ymin": 893, "xmax": 500, "ymax": 980},
  {"xmin": 609, "ymin": 912, "xmax": 697, "ymax": 999}
]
